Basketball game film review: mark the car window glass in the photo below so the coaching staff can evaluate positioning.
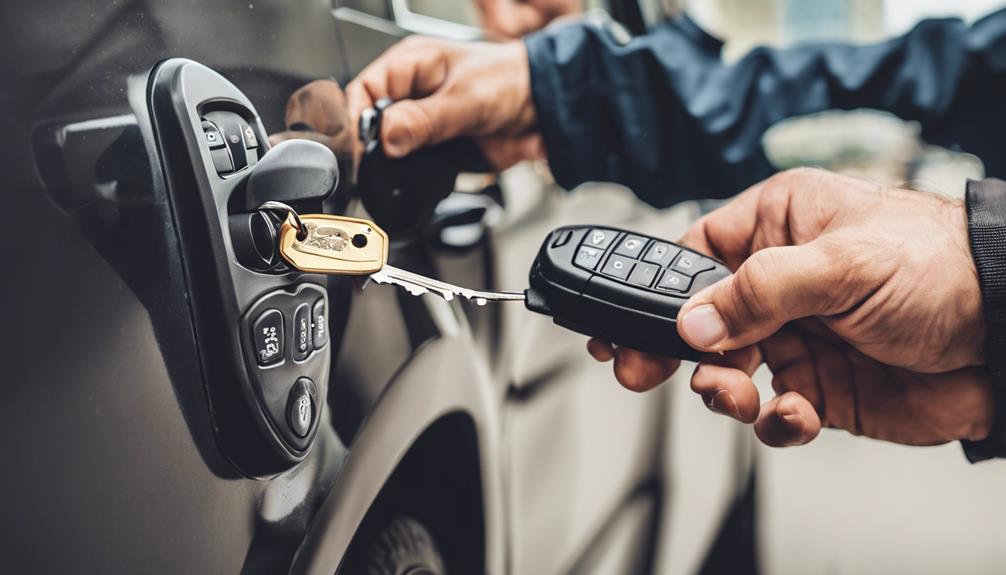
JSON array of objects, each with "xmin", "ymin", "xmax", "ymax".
[{"xmin": 405, "ymin": 0, "xmax": 482, "ymax": 25}]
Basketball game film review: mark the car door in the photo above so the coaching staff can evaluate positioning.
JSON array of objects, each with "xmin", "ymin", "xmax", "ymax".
[{"xmin": 327, "ymin": 1, "xmax": 702, "ymax": 572}]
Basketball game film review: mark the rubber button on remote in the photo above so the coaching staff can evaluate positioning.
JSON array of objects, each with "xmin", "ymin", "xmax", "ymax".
[
  {"xmin": 552, "ymin": 229, "xmax": 573, "ymax": 248},
  {"xmin": 628, "ymin": 262, "xmax": 660, "ymax": 287},
  {"xmin": 575, "ymin": 246, "xmax": 605, "ymax": 270},
  {"xmin": 614, "ymin": 235, "xmax": 648, "ymax": 259},
  {"xmin": 602, "ymin": 254, "xmax": 635, "ymax": 280},
  {"xmin": 656, "ymin": 270, "xmax": 691, "ymax": 292},
  {"xmin": 670, "ymin": 252, "xmax": 715, "ymax": 277},
  {"xmin": 643, "ymin": 242, "xmax": 679, "ymax": 267},
  {"xmin": 584, "ymin": 229, "xmax": 617, "ymax": 250}
]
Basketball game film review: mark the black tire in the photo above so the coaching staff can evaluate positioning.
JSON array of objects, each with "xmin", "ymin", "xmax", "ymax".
[{"xmin": 364, "ymin": 515, "xmax": 447, "ymax": 575}]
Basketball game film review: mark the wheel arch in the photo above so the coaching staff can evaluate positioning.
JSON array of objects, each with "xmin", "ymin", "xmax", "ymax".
[{"xmin": 291, "ymin": 335, "xmax": 504, "ymax": 575}]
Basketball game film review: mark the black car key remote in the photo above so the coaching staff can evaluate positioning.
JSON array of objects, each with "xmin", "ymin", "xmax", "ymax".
[{"xmin": 524, "ymin": 226, "xmax": 731, "ymax": 360}]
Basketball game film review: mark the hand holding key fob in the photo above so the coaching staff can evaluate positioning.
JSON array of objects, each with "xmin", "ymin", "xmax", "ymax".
[{"xmin": 525, "ymin": 226, "xmax": 731, "ymax": 360}]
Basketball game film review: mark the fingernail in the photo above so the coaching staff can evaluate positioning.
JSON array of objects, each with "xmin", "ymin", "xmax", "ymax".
[
  {"xmin": 706, "ymin": 389, "xmax": 741, "ymax": 419},
  {"xmin": 383, "ymin": 128, "xmax": 410, "ymax": 157},
  {"xmin": 681, "ymin": 305, "xmax": 728, "ymax": 348}
]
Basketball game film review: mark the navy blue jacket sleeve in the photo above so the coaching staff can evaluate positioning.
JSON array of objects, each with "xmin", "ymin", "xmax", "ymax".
[{"xmin": 525, "ymin": 10, "xmax": 1006, "ymax": 208}]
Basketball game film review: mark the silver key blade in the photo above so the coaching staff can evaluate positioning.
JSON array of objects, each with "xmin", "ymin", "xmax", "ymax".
[{"xmin": 370, "ymin": 264, "xmax": 525, "ymax": 306}]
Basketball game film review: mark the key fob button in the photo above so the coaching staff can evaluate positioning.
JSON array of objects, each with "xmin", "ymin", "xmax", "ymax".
[
  {"xmin": 614, "ymin": 235, "xmax": 648, "ymax": 259},
  {"xmin": 551, "ymin": 229, "xmax": 573, "ymax": 248},
  {"xmin": 628, "ymin": 262, "xmax": 660, "ymax": 288},
  {"xmin": 656, "ymin": 270, "xmax": 692, "ymax": 292},
  {"xmin": 584, "ymin": 228, "xmax": 617, "ymax": 250},
  {"xmin": 602, "ymin": 254, "xmax": 635, "ymax": 280},
  {"xmin": 670, "ymin": 252, "xmax": 714, "ymax": 277},
  {"xmin": 293, "ymin": 303, "xmax": 312, "ymax": 361},
  {"xmin": 252, "ymin": 309, "xmax": 285, "ymax": 366},
  {"xmin": 574, "ymin": 246, "xmax": 605, "ymax": 271},
  {"xmin": 643, "ymin": 242, "xmax": 680, "ymax": 267}
]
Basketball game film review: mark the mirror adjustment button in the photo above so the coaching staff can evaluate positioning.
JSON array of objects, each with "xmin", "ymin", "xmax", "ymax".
[
  {"xmin": 656, "ymin": 270, "xmax": 692, "ymax": 292},
  {"xmin": 287, "ymin": 379, "xmax": 314, "ymax": 438},
  {"xmin": 574, "ymin": 246, "xmax": 604, "ymax": 271},
  {"xmin": 293, "ymin": 303, "xmax": 312, "ymax": 361},
  {"xmin": 643, "ymin": 242, "xmax": 680, "ymax": 267},
  {"xmin": 614, "ymin": 235, "xmax": 648, "ymax": 259},
  {"xmin": 584, "ymin": 228, "xmax": 617, "ymax": 250},
  {"xmin": 627, "ymin": 262, "xmax": 660, "ymax": 288},
  {"xmin": 252, "ymin": 309, "xmax": 284, "ymax": 365},
  {"xmin": 601, "ymin": 254, "xmax": 634, "ymax": 280},
  {"xmin": 201, "ymin": 120, "xmax": 225, "ymax": 149},
  {"xmin": 210, "ymin": 147, "xmax": 233, "ymax": 174},
  {"xmin": 312, "ymin": 298, "xmax": 328, "ymax": 349},
  {"xmin": 670, "ymin": 252, "xmax": 715, "ymax": 277}
]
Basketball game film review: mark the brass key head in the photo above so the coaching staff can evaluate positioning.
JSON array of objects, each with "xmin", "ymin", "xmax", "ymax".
[{"xmin": 278, "ymin": 214, "xmax": 388, "ymax": 275}]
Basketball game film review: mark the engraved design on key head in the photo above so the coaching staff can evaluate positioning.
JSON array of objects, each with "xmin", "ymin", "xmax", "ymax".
[
  {"xmin": 278, "ymin": 214, "xmax": 389, "ymax": 275},
  {"xmin": 300, "ymin": 222, "xmax": 349, "ymax": 252}
]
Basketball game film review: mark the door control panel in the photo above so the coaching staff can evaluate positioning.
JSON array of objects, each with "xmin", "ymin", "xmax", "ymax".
[
  {"xmin": 241, "ymin": 284, "xmax": 328, "ymax": 450},
  {"xmin": 148, "ymin": 59, "xmax": 337, "ymax": 476}
]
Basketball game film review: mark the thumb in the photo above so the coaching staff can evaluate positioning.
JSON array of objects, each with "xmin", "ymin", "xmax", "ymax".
[
  {"xmin": 676, "ymin": 243, "xmax": 850, "ymax": 352},
  {"xmin": 380, "ymin": 94, "xmax": 467, "ymax": 158}
]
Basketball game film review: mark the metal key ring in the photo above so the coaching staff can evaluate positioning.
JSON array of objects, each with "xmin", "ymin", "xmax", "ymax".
[{"xmin": 257, "ymin": 201, "xmax": 306, "ymax": 240}]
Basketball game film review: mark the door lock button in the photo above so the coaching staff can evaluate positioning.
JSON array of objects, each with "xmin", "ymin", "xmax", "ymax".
[
  {"xmin": 287, "ymin": 379, "xmax": 314, "ymax": 438},
  {"xmin": 312, "ymin": 298, "xmax": 328, "ymax": 349},
  {"xmin": 293, "ymin": 303, "xmax": 312, "ymax": 361},
  {"xmin": 252, "ymin": 309, "xmax": 284, "ymax": 365}
]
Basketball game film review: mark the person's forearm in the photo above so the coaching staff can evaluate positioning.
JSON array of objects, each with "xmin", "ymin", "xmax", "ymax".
[{"xmin": 526, "ymin": 10, "xmax": 1006, "ymax": 207}]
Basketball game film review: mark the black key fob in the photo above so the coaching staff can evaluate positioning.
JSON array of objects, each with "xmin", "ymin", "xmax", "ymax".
[{"xmin": 525, "ymin": 226, "xmax": 731, "ymax": 360}]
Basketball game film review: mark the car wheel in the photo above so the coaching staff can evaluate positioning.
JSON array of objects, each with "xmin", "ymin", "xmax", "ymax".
[{"xmin": 364, "ymin": 515, "xmax": 446, "ymax": 575}]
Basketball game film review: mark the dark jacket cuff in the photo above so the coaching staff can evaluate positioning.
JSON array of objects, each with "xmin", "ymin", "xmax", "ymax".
[{"xmin": 962, "ymin": 178, "xmax": 1006, "ymax": 461}]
